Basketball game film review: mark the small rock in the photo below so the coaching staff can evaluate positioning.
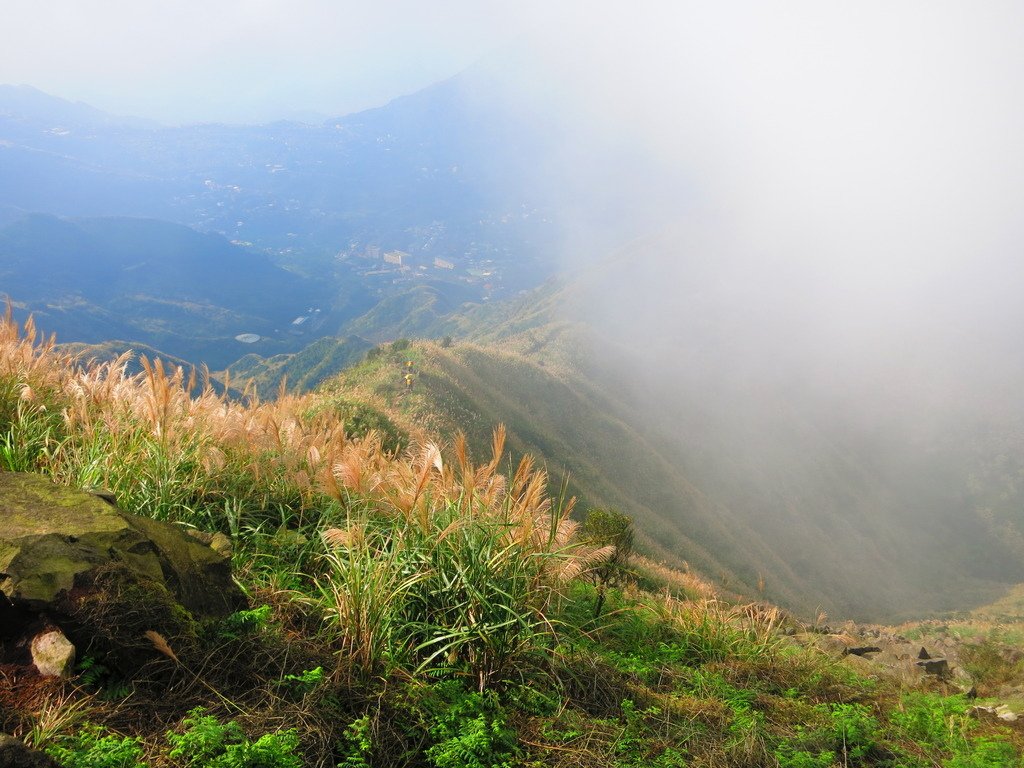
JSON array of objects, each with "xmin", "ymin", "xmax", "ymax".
[
  {"xmin": 916, "ymin": 658, "xmax": 949, "ymax": 677},
  {"xmin": 846, "ymin": 646, "xmax": 882, "ymax": 657},
  {"xmin": 31, "ymin": 628, "xmax": 75, "ymax": 678},
  {"xmin": 210, "ymin": 532, "xmax": 232, "ymax": 558},
  {"xmin": 970, "ymin": 704, "xmax": 1019, "ymax": 722},
  {"xmin": 996, "ymin": 705, "xmax": 1018, "ymax": 722},
  {"xmin": 964, "ymin": 685, "xmax": 978, "ymax": 699},
  {"xmin": 918, "ymin": 647, "xmax": 931, "ymax": 660}
]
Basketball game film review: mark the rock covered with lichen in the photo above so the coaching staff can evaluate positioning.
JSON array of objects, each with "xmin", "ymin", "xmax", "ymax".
[{"xmin": 0, "ymin": 471, "xmax": 241, "ymax": 617}]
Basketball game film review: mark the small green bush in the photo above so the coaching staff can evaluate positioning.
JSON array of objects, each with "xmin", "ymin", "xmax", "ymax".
[
  {"xmin": 218, "ymin": 605, "xmax": 273, "ymax": 640},
  {"xmin": 825, "ymin": 703, "xmax": 877, "ymax": 762},
  {"xmin": 47, "ymin": 725, "xmax": 147, "ymax": 768},
  {"xmin": 421, "ymin": 681, "xmax": 519, "ymax": 768},
  {"xmin": 946, "ymin": 738, "xmax": 1021, "ymax": 768},
  {"xmin": 774, "ymin": 746, "xmax": 835, "ymax": 768},
  {"xmin": 322, "ymin": 398, "xmax": 408, "ymax": 454},
  {"xmin": 166, "ymin": 708, "xmax": 301, "ymax": 768},
  {"xmin": 890, "ymin": 693, "xmax": 972, "ymax": 752},
  {"xmin": 336, "ymin": 715, "xmax": 373, "ymax": 768},
  {"xmin": 280, "ymin": 665, "xmax": 324, "ymax": 696}
]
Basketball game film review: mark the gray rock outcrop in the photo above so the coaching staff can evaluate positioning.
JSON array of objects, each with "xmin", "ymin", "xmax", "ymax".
[{"xmin": 0, "ymin": 472, "xmax": 242, "ymax": 618}]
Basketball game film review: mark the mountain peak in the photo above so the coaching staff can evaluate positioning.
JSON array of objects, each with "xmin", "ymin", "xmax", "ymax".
[{"xmin": 0, "ymin": 83, "xmax": 159, "ymax": 128}]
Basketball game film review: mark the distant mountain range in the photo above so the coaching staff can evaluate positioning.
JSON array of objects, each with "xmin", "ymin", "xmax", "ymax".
[
  {"xmin": 0, "ymin": 78, "xmax": 571, "ymax": 293},
  {"xmin": 0, "ymin": 76, "xmax": 632, "ymax": 369}
]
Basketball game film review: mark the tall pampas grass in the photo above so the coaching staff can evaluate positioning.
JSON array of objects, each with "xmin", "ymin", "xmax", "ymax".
[{"xmin": 0, "ymin": 310, "xmax": 612, "ymax": 689}]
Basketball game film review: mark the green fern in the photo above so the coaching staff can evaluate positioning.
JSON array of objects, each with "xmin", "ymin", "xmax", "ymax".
[{"xmin": 166, "ymin": 708, "xmax": 300, "ymax": 768}]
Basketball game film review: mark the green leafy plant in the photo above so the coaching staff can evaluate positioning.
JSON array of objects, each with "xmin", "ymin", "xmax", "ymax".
[
  {"xmin": 890, "ymin": 693, "xmax": 973, "ymax": 753},
  {"xmin": 582, "ymin": 508, "xmax": 634, "ymax": 618},
  {"xmin": 219, "ymin": 605, "xmax": 273, "ymax": 640},
  {"xmin": 946, "ymin": 738, "xmax": 1021, "ymax": 768},
  {"xmin": 76, "ymin": 655, "xmax": 110, "ymax": 689},
  {"xmin": 46, "ymin": 724, "xmax": 147, "ymax": 768},
  {"xmin": 279, "ymin": 666, "xmax": 324, "ymax": 696},
  {"xmin": 421, "ymin": 681, "xmax": 519, "ymax": 768},
  {"xmin": 336, "ymin": 715, "xmax": 373, "ymax": 768},
  {"xmin": 773, "ymin": 745, "xmax": 835, "ymax": 768},
  {"xmin": 166, "ymin": 707, "xmax": 301, "ymax": 768},
  {"xmin": 824, "ymin": 703, "xmax": 877, "ymax": 763}
]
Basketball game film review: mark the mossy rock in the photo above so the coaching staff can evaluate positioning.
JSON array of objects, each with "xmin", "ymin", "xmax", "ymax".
[{"xmin": 0, "ymin": 472, "xmax": 243, "ymax": 618}]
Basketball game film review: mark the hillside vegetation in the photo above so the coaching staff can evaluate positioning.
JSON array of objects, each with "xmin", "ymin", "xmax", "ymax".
[
  {"xmin": 3, "ymin": 312, "xmax": 1024, "ymax": 766},
  {"xmin": 226, "ymin": 336, "xmax": 374, "ymax": 400},
  {"xmin": 315, "ymin": 328, "xmax": 1020, "ymax": 623},
  {"xmin": 324, "ymin": 339, "xmax": 777, "ymax": 602}
]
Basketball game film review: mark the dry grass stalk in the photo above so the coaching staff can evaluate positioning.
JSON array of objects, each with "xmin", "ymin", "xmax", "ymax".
[{"xmin": 144, "ymin": 630, "xmax": 179, "ymax": 664}]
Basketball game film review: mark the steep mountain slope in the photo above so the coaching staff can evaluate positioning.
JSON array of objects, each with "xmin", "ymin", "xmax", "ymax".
[
  {"xmin": 226, "ymin": 335, "xmax": 373, "ymax": 399},
  {"xmin": 311, "ymin": 261, "xmax": 1024, "ymax": 622},
  {"xmin": 6, "ymin": 307, "xmax": 1024, "ymax": 767}
]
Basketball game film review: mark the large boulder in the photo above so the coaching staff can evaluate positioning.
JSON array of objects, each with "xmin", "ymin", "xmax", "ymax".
[
  {"xmin": 0, "ymin": 472, "xmax": 242, "ymax": 618},
  {"xmin": 0, "ymin": 735, "xmax": 63, "ymax": 768}
]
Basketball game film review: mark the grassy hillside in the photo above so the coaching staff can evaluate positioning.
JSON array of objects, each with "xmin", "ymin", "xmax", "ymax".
[
  {"xmin": 325, "ymin": 341, "xmax": 773, "ymax": 600},
  {"xmin": 3, "ymin": 310, "xmax": 1024, "ymax": 768},
  {"xmin": 339, "ymin": 283, "xmax": 482, "ymax": 342},
  {"xmin": 225, "ymin": 335, "xmax": 374, "ymax": 400},
  {"xmin": 319, "ymin": 327, "xmax": 1024, "ymax": 623},
  {"xmin": 58, "ymin": 339, "xmax": 241, "ymax": 397}
]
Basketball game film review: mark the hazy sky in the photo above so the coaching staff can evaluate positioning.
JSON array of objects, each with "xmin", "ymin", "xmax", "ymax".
[{"xmin": 2, "ymin": 1, "xmax": 526, "ymax": 123}]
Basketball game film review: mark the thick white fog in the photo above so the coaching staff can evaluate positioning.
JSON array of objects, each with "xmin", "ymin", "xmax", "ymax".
[{"xmin": 473, "ymin": 3, "xmax": 1024, "ymax": 420}]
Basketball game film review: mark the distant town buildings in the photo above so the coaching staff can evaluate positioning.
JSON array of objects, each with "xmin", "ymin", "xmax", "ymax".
[{"xmin": 335, "ymin": 242, "xmax": 508, "ymax": 302}]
